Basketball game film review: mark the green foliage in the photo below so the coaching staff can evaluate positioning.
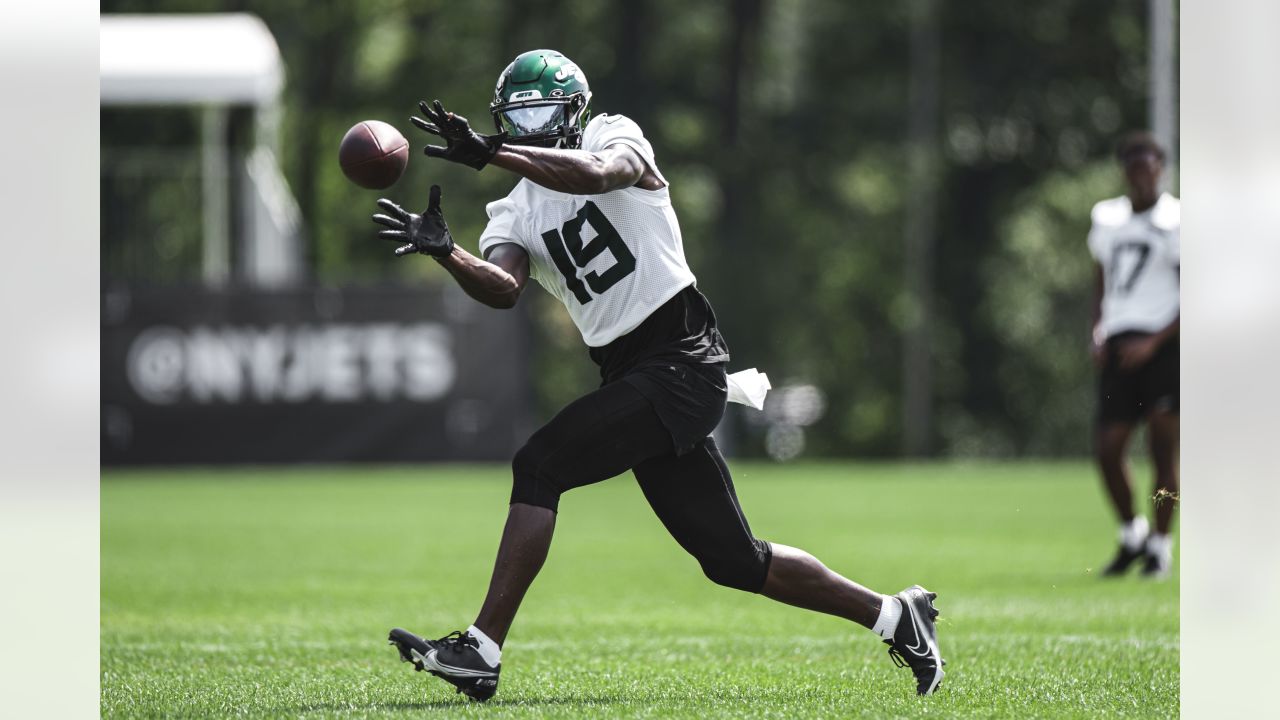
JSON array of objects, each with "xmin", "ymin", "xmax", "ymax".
[
  {"xmin": 102, "ymin": 463, "xmax": 1179, "ymax": 717},
  {"xmin": 976, "ymin": 162, "xmax": 1122, "ymax": 455},
  {"xmin": 101, "ymin": 0, "xmax": 1173, "ymax": 455}
]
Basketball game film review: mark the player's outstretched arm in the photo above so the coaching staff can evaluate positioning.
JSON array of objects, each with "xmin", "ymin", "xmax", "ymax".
[
  {"xmin": 438, "ymin": 243, "xmax": 529, "ymax": 310},
  {"xmin": 370, "ymin": 185, "xmax": 529, "ymax": 309},
  {"xmin": 410, "ymin": 98, "xmax": 652, "ymax": 194},
  {"xmin": 488, "ymin": 143, "xmax": 647, "ymax": 195}
]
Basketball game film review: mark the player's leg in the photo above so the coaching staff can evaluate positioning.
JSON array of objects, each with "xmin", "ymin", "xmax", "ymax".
[
  {"xmin": 761, "ymin": 544, "xmax": 882, "ymax": 627},
  {"xmin": 1095, "ymin": 336, "xmax": 1151, "ymax": 576},
  {"xmin": 471, "ymin": 503, "xmax": 555, "ymax": 643},
  {"xmin": 633, "ymin": 438, "xmax": 772, "ymax": 592},
  {"xmin": 633, "ymin": 438, "xmax": 944, "ymax": 695},
  {"xmin": 1148, "ymin": 411, "xmax": 1179, "ymax": 534},
  {"xmin": 1138, "ymin": 339, "xmax": 1179, "ymax": 578},
  {"xmin": 390, "ymin": 380, "xmax": 672, "ymax": 700},
  {"xmin": 634, "ymin": 439, "xmax": 881, "ymax": 626},
  {"xmin": 1142, "ymin": 409, "xmax": 1178, "ymax": 577},
  {"xmin": 473, "ymin": 381, "xmax": 672, "ymax": 643},
  {"xmin": 1096, "ymin": 421, "xmax": 1138, "ymax": 523},
  {"xmin": 1096, "ymin": 420, "xmax": 1148, "ymax": 575}
]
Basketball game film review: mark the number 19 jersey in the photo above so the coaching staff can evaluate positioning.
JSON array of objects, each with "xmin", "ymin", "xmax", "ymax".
[{"xmin": 477, "ymin": 114, "xmax": 697, "ymax": 348}]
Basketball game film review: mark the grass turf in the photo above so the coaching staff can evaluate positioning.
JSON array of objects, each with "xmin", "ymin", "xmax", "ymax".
[{"xmin": 102, "ymin": 462, "xmax": 1177, "ymax": 718}]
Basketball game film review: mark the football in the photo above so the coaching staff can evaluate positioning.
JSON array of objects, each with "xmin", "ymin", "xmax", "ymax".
[{"xmin": 339, "ymin": 120, "xmax": 410, "ymax": 189}]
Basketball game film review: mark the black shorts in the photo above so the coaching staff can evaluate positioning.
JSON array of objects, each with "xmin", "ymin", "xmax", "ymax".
[
  {"xmin": 509, "ymin": 377, "xmax": 772, "ymax": 591},
  {"xmin": 590, "ymin": 284, "xmax": 732, "ymax": 454},
  {"xmin": 508, "ymin": 285, "xmax": 772, "ymax": 591},
  {"xmin": 1098, "ymin": 331, "xmax": 1179, "ymax": 425},
  {"xmin": 621, "ymin": 360, "xmax": 729, "ymax": 455}
]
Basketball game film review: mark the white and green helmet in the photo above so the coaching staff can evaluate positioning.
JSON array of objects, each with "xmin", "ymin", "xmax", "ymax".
[{"xmin": 490, "ymin": 49, "xmax": 592, "ymax": 149}]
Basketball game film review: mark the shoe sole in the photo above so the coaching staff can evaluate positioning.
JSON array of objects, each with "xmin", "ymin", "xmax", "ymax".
[{"xmin": 902, "ymin": 585, "xmax": 945, "ymax": 696}]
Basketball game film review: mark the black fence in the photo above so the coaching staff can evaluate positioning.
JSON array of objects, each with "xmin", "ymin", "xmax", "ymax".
[{"xmin": 101, "ymin": 284, "xmax": 532, "ymax": 464}]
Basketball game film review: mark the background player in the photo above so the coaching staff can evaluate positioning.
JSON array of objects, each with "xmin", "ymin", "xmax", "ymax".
[
  {"xmin": 1087, "ymin": 132, "xmax": 1180, "ymax": 579},
  {"xmin": 370, "ymin": 50, "xmax": 945, "ymax": 700}
]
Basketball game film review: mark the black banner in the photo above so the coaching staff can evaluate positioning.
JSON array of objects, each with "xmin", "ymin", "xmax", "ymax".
[{"xmin": 101, "ymin": 284, "xmax": 532, "ymax": 464}]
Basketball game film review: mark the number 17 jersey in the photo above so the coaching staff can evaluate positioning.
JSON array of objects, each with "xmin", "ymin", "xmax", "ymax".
[
  {"xmin": 1086, "ymin": 192, "xmax": 1180, "ymax": 340},
  {"xmin": 477, "ymin": 114, "xmax": 697, "ymax": 348}
]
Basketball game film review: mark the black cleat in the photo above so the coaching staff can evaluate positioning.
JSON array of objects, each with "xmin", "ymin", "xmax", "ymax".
[
  {"xmin": 1101, "ymin": 544, "xmax": 1145, "ymax": 577},
  {"xmin": 884, "ymin": 585, "xmax": 945, "ymax": 696},
  {"xmin": 388, "ymin": 627, "xmax": 500, "ymax": 702}
]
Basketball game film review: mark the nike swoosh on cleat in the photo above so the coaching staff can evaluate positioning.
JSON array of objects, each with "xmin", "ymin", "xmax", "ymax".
[
  {"xmin": 423, "ymin": 652, "xmax": 499, "ymax": 679},
  {"xmin": 904, "ymin": 602, "xmax": 931, "ymax": 656}
]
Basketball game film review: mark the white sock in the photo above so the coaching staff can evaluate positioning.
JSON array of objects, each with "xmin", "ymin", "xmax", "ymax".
[
  {"xmin": 466, "ymin": 624, "xmax": 502, "ymax": 667},
  {"xmin": 1120, "ymin": 516, "xmax": 1149, "ymax": 551},
  {"xmin": 1145, "ymin": 533, "xmax": 1173, "ymax": 559},
  {"xmin": 871, "ymin": 596, "xmax": 902, "ymax": 640}
]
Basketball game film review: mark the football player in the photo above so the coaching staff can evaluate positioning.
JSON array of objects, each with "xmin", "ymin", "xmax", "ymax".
[
  {"xmin": 1087, "ymin": 132, "xmax": 1180, "ymax": 579},
  {"xmin": 372, "ymin": 50, "xmax": 944, "ymax": 700}
]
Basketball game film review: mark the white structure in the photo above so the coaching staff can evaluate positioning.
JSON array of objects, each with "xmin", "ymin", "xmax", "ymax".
[
  {"xmin": 1148, "ymin": 0, "xmax": 1178, "ymax": 185},
  {"xmin": 100, "ymin": 13, "xmax": 302, "ymax": 286}
]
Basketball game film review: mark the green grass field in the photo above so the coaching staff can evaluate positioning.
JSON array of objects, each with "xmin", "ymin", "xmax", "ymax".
[{"xmin": 101, "ymin": 462, "xmax": 1178, "ymax": 718}]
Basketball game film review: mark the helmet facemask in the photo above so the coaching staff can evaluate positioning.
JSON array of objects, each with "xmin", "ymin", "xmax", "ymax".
[
  {"xmin": 490, "ymin": 50, "xmax": 592, "ymax": 149},
  {"xmin": 493, "ymin": 93, "xmax": 591, "ymax": 149}
]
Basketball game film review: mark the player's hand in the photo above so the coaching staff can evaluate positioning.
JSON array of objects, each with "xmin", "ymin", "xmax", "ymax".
[
  {"xmin": 371, "ymin": 185, "xmax": 455, "ymax": 258},
  {"xmin": 1089, "ymin": 327, "xmax": 1107, "ymax": 368},
  {"xmin": 1117, "ymin": 335, "xmax": 1160, "ymax": 370},
  {"xmin": 410, "ymin": 99, "xmax": 504, "ymax": 171}
]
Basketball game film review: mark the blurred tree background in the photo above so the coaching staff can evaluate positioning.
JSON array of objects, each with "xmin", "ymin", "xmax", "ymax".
[{"xmin": 101, "ymin": 0, "xmax": 1178, "ymax": 458}]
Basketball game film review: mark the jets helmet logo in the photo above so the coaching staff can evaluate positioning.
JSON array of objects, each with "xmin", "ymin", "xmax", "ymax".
[{"xmin": 554, "ymin": 63, "xmax": 581, "ymax": 83}]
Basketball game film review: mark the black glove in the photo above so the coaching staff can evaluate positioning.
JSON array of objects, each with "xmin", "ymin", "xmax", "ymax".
[
  {"xmin": 371, "ymin": 185, "xmax": 455, "ymax": 258},
  {"xmin": 410, "ymin": 99, "xmax": 504, "ymax": 171}
]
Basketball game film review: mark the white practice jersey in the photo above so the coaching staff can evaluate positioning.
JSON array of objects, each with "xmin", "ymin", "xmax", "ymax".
[
  {"xmin": 1087, "ymin": 192, "xmax": 1180, "ymax": 339},
  {"xmin": 478, "ymin": 114, "xmax": 696, "ymax": 347}
]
